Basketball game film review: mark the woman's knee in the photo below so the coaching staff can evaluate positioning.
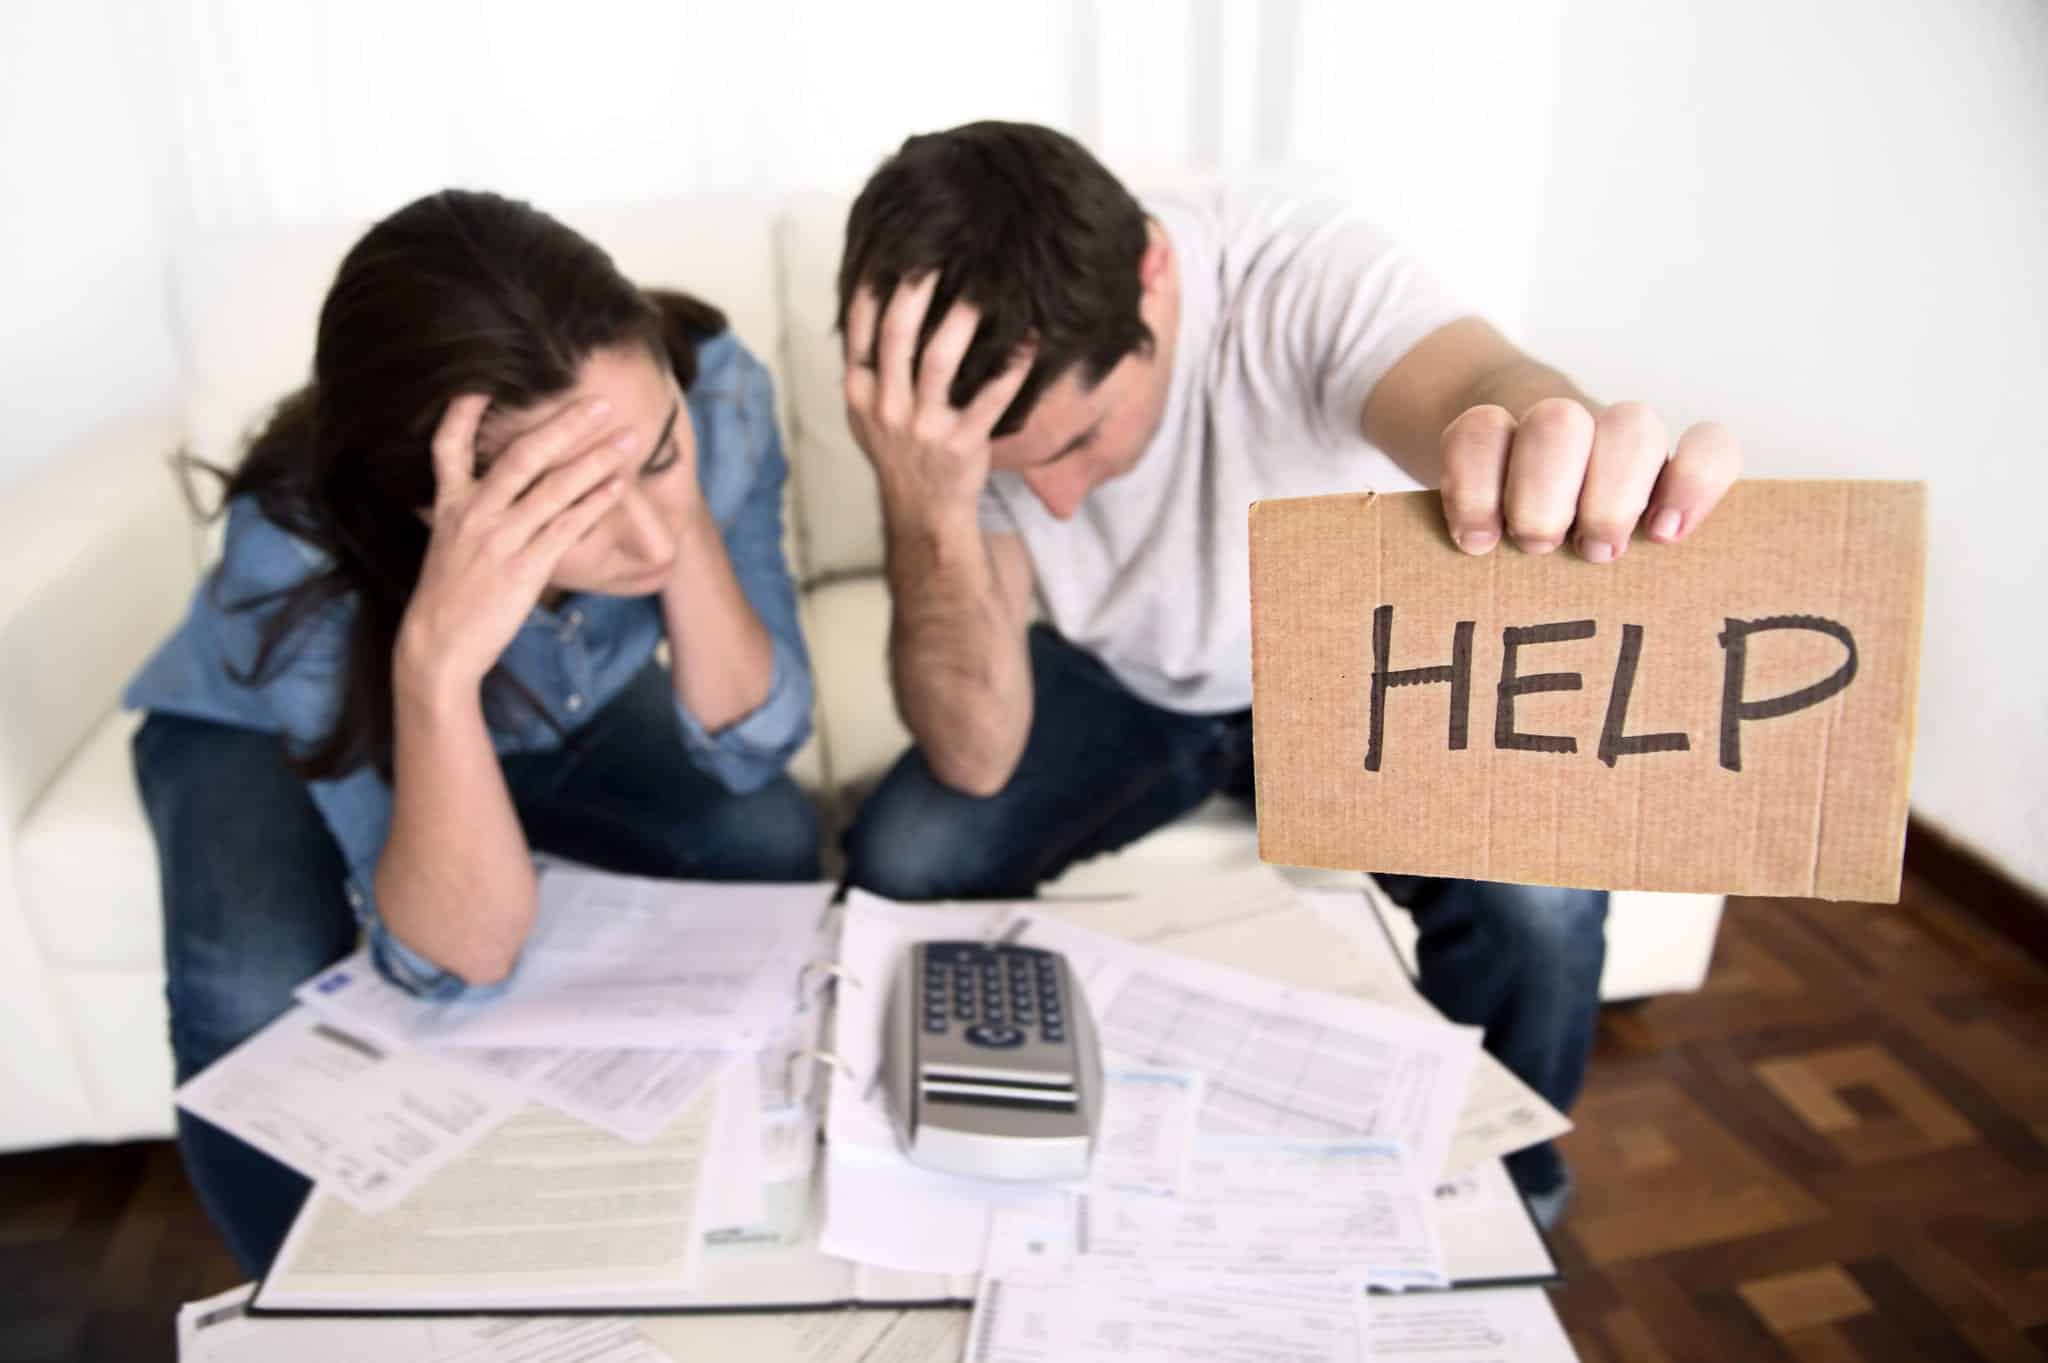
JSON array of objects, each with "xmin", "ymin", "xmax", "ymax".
[
  {"xmin": 694, "ymin": 776, "xmax": 822, "ymax": 881},
  {"xmin": 843, "ymin": 759, "xmax": 1021, "ymax": 901},
  {"xmin": 139, "ymin": 716, "xmax": 359, "ymax": 1074}
]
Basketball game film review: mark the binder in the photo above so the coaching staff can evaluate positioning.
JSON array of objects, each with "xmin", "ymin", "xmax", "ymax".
[{"xmin": 247, "ymin": 882, "xmax": 1560, "ymax": 1318}]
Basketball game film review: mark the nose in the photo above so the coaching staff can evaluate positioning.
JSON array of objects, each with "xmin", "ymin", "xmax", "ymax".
[
  {"xmin": 612, "ymin": 484, "xmax": 674, "ymax": 567},
  {"xmin": 1025, "ymin": 462, "xmax": 1091, "ymax": 522}
]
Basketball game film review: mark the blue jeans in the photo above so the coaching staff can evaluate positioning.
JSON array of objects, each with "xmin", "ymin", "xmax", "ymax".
[
  {"xmin": 845, "ymin": 625, "xmax": 1604, "ymax": 1197},
  {"xmin": 134, "ymin": 662, "xmax": 819, "ymax": 1276}
]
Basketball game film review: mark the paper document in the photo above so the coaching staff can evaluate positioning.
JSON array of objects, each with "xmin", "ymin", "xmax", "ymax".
[
  {"xmin": 1067, "ymin": 1065, "xmax": 1204, "ymax": 1199},
  {"xmin": 967, "ymin": 1269, "xmax": 1369, "ymax": 1363},
  {"xmin": 1085, "ymin": 1140, "xmax": 1446, "ymax": 1292},
  {"xmin": 1429, "ymin": 1157, "xmax": 1559, "ymax": 1285},
  {"xmin": 298, "ymin": 871, "xmax": 837, "ymax": 1049},
  {"xmin": 174, "ymin": 1007, "xmax": 523, "ymax": 1213},
  {"xmin": 1011, "ymin": 909, "xmax": 1480, "ymax": 1181},
  {"xmin": 258, "ymin": 1093, "xmax": 717, "ymax": 1312},
  {"xmin": 695, "ymin": 1054, "xmax": 767, "ymax": 1236},
  {"xmin": 637, "ymin": 1308, "xmax": 968, "ymax": 1363},
  {"xmin": 1301, "ymin": 887, "xmax": 1575, "ymax": 1173},
  {"xmin": 456, "ymin": 1043, "xmax": 724, "ymax": 1145},
  {"xmin": 1368, "ymin": 1288, "xmax": 1581, "ymax": 1362},
  {"xmin": 177, "ymin": 1284, "xmax": 667, "ymax": 1363}
]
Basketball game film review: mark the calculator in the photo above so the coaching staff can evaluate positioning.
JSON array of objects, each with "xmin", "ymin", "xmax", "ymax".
[{"xmin": 880, "ymin": 940, "xmax": 1103, "ymax": 1182}]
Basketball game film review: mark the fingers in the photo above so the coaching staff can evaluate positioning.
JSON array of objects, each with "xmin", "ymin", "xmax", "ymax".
[
  {"xmin": 1647, "ymin": 421, "xmax": 1742, "ymax": 542},
  {"xmin": 872, "ymin": 272, "xmax": 938, "ymax": 429},
  {"xmin": 1439, "ymin": 404, "xmax": 1515, "ymax": 554},
  {"xmin": 841, "ymin": 284, "xmax": 880, "ymax": 414},
  {"xmin": 1572, "ymin": 401, "xmax": 1667, "ymax": 562},
  {"xmin": 430, "ymin": 395, "xmax": 491, "ymax": 507},
  {"xmin": 522, "ymin": 476, "xmax": 627, "ymax": 573},
  {"xmin": 960, "ymin": 342, "xmax": 1035, "ymax": 439},
  {"xmin": 1502, "ymin": 398, "xmax": 1596, "ymax": 555},
  {"xmin": 915, "ymin": 297, "xmax": 981, "ymax": 416},
  {"xmin": 468, "ymin": 397, "xmax": 613, "ymax": 518},
  {"xmin": 494, "ymin": 428, "xmax": 638, "ymax": 549}
]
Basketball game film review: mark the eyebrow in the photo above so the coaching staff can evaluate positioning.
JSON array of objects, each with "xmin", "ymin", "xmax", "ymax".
[
  {"xmin": 1036, "ymin": 416, "xmax": 1103, "ymax": 468},
  {"xmin": 639, "ymin": 402, "xmax": 681, "ymax": 470}
]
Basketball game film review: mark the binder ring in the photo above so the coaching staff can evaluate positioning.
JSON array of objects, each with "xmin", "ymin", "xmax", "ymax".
[
  {"xmin": 787, "ymin": 1047, "xmax": 857, "ymax": 1095},
  {"xmin": 795, "ymin": 959, "xmax": 862, "ymax": 1011}
]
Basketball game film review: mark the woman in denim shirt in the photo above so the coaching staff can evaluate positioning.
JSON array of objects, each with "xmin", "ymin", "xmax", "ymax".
[{"xmin": 125, "ymin": 190, "xmax": 819, "ymax": 1273}]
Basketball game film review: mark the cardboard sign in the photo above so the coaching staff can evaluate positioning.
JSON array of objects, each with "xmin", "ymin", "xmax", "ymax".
[{"xmin": 1250, "ymin": 482, "xmax": 1926, "ymax": 902}]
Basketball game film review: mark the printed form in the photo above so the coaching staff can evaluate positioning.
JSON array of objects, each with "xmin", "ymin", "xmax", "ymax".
[
  {"xmin": 1010, "ymin": 908, "xmax": 1480, "ymax": 1182},
  {"xmin": 297, "ymin": 871, "xmax": 837, "ymax": 1050},
  {"xmin": 173, "ymin": 1006, "xmax": 525, "ymax": 1213}
]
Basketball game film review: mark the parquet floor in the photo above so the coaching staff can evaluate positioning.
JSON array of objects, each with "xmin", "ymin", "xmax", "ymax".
[{"xmin": 2, "ymin": 870, "xmax": 2043, "ymax": 1362}]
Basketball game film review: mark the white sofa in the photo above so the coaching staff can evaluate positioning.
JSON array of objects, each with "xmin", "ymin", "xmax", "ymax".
[{"xmin": 0, "ymin": 193, "xmax": 1725, "ymax": 1154}]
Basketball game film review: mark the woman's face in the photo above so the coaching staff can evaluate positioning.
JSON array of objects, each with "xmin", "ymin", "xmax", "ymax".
[{"xmin": 477, "ymin": 344, "xmax": 697, "ymax": 598}]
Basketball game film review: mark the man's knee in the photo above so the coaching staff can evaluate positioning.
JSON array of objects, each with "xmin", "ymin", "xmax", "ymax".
[{"xmin": 1482, "ymin": 884, "xmax": 1608, "ymax": 969}]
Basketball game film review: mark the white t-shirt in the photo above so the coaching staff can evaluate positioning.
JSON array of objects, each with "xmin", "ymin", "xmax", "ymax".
[{"xmin": 980, "ymin": 186, "xmax": 1467, "ymax": 715}]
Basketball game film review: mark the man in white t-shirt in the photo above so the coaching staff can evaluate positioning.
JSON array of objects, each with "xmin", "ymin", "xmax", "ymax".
[{"xmin": 835, "ymin": 122, "xmax": 1740, "ymax": 1225}]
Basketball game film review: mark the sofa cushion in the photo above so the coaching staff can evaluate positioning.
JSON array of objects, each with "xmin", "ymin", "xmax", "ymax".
[
  {"xmin": 16, "ymin": 710, "xmax": 164, "ymax": 971},
  {"xmin": 776, "ymin": 194, "xmax": 883, "ymax": 582},
  {"xmin": 804, "ymin": 574, "xmax": 907, "ymax": 792}
]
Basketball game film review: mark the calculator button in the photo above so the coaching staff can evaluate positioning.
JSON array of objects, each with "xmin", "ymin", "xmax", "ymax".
[
  {"xmin": 963, "ymin": 1023, "xmax": 1026, "ymax": 1049},
  {"xmin": 1044, "ymin": 1025, "xmax": 1066, "ymax": 1043}
]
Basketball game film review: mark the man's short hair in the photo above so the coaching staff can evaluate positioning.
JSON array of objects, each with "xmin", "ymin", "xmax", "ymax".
[{"xmin": 836, "ymin": 121, "xmax": 1154, "ymax": 436}]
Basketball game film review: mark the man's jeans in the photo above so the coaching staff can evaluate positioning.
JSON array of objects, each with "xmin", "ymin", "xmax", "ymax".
[
  {"xmin": 133, "ymin": 663, "xmax": 820, "ymax": 1277},
  {"xmin": 845, "ymin": 625, "xmax": 1605, "ymax": 1198}
]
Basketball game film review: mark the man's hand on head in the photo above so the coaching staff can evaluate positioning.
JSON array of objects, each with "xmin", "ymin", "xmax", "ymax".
[
  {"xmin": 1438, "ymin": 398, "xmax": 1742, "ymax": 562},
  {"xmin": 842, "ymin": 273, "xmax": 1035, "ymax": 528}
]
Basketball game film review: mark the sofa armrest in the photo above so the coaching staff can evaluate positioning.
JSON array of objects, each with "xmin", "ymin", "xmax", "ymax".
[{"xmin": 0, "ymin": 405, "xmax": 195, "ymax": 833}]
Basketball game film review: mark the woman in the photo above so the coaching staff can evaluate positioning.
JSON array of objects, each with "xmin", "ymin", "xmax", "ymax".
[{"xmin": 125, "ymin": 189, "xmax": 819, "ymax": 1273}]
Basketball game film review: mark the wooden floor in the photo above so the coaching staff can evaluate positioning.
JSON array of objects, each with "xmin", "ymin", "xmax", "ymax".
[{"xmin": 3, "ymin": 871, "xmax": 2044, "ymax": 1362}]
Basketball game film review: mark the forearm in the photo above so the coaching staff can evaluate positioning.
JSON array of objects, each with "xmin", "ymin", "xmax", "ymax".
[
  {"xmin": 375, "ymin": 657, "xmax": 537, "ymax": 985},
  {"xmin": 883, "ymin": 501, "xmax": 1031, "ymax": 797},
  {"xmin": 660, "ymin": 500, "xmax": 775, "ymax": 733}
]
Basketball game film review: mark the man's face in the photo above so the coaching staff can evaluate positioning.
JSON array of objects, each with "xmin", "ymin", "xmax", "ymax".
[{"xmin": 986, "ymin": 348, "xmax": 1174, "ymax": 521}]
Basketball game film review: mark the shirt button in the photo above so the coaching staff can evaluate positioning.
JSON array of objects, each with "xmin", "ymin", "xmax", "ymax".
[
  {"xmin": 567, "ymin": 610, "xmax": 584, "ymax": 629},
  {"xmin": 346, "ymin": 886, "xmax": 364, "ymax": 909},
  {"xmin": 566, "ymin": 693, "xmax": 585, "ymax": 713}
]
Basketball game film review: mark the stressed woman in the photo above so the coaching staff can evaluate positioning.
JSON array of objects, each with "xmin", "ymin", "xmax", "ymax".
[{"xmin": 124, "ymin": 190, "xmax": 819, "ymax": 1272}]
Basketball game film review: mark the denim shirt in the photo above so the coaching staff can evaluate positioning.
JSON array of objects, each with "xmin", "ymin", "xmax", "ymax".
[{"xmin": 125, "ymin": 332, "xmax": 813, "ymax": 996}]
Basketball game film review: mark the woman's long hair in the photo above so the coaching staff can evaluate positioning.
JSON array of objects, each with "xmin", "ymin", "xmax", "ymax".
[{"xmin": 211, "ymin": 189, "xmax": 726, "ymax": 781}]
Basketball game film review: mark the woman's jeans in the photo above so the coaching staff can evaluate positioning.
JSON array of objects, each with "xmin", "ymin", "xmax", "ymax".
[
  {"xmin": 134, "ymin": 663, "xmax": 819, "ymax": 1276},
  {"xmin": 845, "ymin": 625, "xmax": 1605, "ymax": 1199}
]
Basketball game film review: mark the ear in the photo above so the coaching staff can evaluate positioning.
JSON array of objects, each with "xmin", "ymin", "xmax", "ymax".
[{"xmin": 1137, "ymin": 227, "xmax": 1172, "ymax": 297}]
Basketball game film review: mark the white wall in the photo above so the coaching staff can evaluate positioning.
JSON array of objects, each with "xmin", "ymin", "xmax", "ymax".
[
  {"xmin": 1525, "ymin": 0, "xmax": 2048, "ymax": 893},
  {"xmin": 0, "ymin": 1, "xmax": 180, "ymax": 488},
  {"xmin": 6, "ymin": 0, "xmax": 2042, "ymax": 888}
]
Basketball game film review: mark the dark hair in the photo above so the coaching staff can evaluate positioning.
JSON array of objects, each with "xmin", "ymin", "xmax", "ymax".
[
  {"xmin": 206, "ymin": 188, "xmax": 727, "ymax": 781},
  {"xmin": 836, "ymin": 121, "xmax": 1152, "ymax": 435}
]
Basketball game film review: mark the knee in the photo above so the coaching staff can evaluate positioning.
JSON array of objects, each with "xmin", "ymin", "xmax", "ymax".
[
  {"xmin": 1483, "ymin": 884, "xmax": 1608, "ymax": 966},
  {"xmin": 843, "ymin": 765, "xmax": 1011, "ymax": 902},
  {"xmin": 712, "ymin": 777, "xmax": 822, "ymax": 881}
]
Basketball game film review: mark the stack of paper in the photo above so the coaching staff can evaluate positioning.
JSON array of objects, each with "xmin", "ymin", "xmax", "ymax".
[{"xmin": 175, "ymin": 867, "xmax": 839, "ymax": 1312}]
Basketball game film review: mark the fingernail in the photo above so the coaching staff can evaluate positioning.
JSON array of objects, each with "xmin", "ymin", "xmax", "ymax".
[
  {"xmin": 1580, "ymin": 538, "xmax": 1616, "ymax": 564},
  {"xmin": 614, "ymin": 430, "xmax": 636, "ymax": 449},
  {"xmin": 1519, "ymin": 536, "xmax": 1559, "ymax": 555},
  {"xmin": 589, "ymin": 399, "xmax": 611, "ymax": 417},
  {"xmin": 1650, "ymin": 507, "xmax": 1683, "ymax": 541},
  {"xmin": 1454, "ymin": 530, "xmax": 1498, "ymax": 555}
]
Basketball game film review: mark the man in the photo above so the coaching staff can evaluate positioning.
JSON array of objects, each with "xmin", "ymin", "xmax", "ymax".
[{"xmin": 835, "ymin": 121, "xmax": 1740, "ymax": 1225}]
